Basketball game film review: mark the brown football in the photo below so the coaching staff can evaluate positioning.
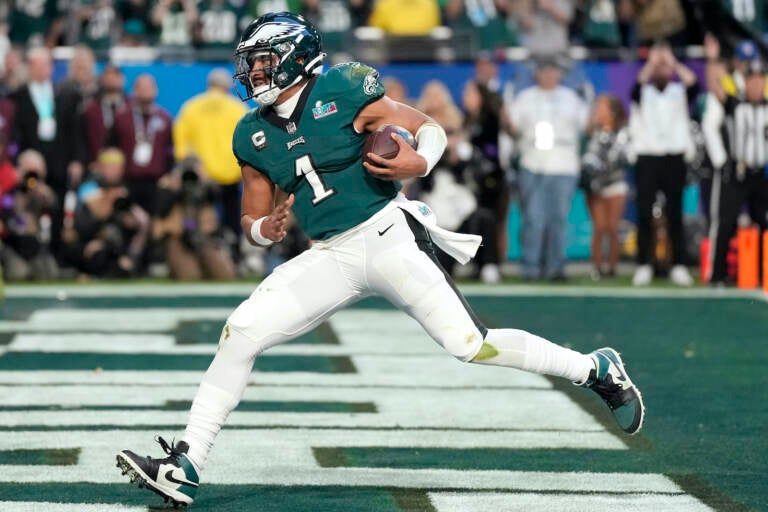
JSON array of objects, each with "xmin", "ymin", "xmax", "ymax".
[{"xmin": 363, "ymin": 124, "xmax": 415, "ymax": 165}]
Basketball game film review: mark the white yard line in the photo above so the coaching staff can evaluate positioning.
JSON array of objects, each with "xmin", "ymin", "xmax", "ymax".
[{"xmin": 4, "ymin": 282, "xmax": 766, "ymax": 300}]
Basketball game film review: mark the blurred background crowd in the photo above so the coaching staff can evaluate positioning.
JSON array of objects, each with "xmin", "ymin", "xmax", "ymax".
[
  {"xmin": 0, "ymin": 0, "xmax": 767, "ymax": 287},
  {"xmin": 0, "ymin": 0, "xmax": 760, "ymax": 60}
]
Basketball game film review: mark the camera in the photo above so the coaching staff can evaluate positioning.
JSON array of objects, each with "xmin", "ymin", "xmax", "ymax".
[
  {"xmin": 18, "ymin": 171, "xmax": 40, "ymax": 193},
  {"xmin": 93, "ymin": 171, "xmax": 123, "ymax": 189},
  {"xmin": 113, "ymin": 195, "xmax": 132, "ymax": 214},
  {"xmin": 181, "ymin": 168, "xmax": 199, "ymax": 185}
]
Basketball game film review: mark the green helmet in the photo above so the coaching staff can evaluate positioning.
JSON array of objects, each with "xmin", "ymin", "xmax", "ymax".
[{"xmin": 233, "ymin": 12, "xmax": 324, "ymax": 105}]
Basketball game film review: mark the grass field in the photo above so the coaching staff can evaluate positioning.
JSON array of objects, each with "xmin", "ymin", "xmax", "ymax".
[{"xmin": 0, "ymin": 283, "xmax": 765, "ymax": 512}]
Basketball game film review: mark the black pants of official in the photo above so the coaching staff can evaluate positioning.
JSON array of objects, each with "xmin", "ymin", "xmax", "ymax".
[
  {"xmin": 710, "ymin": 169, "xmax": 768, "ymax": 283},
  {"xmin": 635, "ymin": 154, "xmax": 687, "ymax": 266}
]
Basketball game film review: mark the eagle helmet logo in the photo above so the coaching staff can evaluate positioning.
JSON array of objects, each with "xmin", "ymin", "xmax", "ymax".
[{"xmin": 233, "ymin": 12, "xmax": 325, "ymax": 105}]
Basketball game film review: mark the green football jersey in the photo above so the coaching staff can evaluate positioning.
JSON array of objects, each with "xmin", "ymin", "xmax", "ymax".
[
  {"xmin": 232, "ymin": 63, "xmax": 401, "ymax": 241},
  {"xmin": 8, "ymin": 0, "xmax": 61, "ymax": 45}
]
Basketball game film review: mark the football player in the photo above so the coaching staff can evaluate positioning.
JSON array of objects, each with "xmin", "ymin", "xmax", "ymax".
[{"xmin": 116, "ymin": 12, "xmax": 645, "ymax": 507}]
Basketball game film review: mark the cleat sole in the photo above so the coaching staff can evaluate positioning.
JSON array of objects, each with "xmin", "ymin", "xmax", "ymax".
[{"xmin": 115, "ymin": 453, "xmax": 191, "ymax": 508}]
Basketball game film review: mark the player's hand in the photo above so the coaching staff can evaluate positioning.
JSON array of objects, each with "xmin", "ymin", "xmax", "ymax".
[
  {"xmin": 363, "ymin": 133, "xmax": 427, "ymax": 181},
  {"xmin": 260, "ymin": 193, "xmax": 295, "ymax": 242}
]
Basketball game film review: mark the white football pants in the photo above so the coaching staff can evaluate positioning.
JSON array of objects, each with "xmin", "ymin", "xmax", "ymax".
[{"xmin": 183, "ymin": 204, "xmax": 593, "ymax": 468}]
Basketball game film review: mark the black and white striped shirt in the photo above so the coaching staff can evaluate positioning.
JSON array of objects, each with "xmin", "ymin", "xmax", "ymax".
[{"xmin": 703, "ymin": 94, "xmax": 768, "ymax": 169}]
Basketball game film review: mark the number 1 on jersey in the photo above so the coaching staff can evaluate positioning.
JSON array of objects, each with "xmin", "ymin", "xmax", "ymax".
[{"xmin": 295, "ymin": 154, "xmax": 335, "ymax": 205}]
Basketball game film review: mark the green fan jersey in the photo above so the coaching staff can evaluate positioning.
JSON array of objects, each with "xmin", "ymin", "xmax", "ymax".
[
  {"xmin": 8, "ymin": 0, "xmax": 61, "ymax": 45},
  {"xmin": 232, "ymin": 63, "xmax": 402, "ymax": 241}
]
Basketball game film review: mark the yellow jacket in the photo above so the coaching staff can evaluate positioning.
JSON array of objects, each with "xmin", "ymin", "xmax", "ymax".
[
  {"xmin": 369, "ymin": 0, "xmax": 441, "ymax": 35},
  {"xmin": 722, "ymin": 72, "xmax": 768, "ymax": 98},
  {"xmin": 173, "ymin": 89, "xmax": 248, "ymax": 185}
]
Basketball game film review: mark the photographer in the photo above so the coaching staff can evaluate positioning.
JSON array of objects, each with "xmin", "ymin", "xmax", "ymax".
[
  {"xmin": 153, "ymin": 156, "xmax": 234, "ymax": 280},
  {"xmin": 0, "ymin": 150, "xmax": 58, "ymax": 280},
  {"xmin": 67, "ymin": 148, "xmax": 150, "ymax": 278}
]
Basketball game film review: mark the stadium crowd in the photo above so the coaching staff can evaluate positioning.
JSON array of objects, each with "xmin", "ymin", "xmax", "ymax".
[
  {"xmin": 0, "ymin": 0, "xmax": 758, "ymax": 55},
  {"xmin": 0, "ymin": 1, "xmax": 766, "ymax": 287}
]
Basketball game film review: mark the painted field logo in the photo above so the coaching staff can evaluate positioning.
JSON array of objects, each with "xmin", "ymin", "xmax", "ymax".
[{"xmin": 312, "ymin": 101, "xmax": 338, "ymax": 120}]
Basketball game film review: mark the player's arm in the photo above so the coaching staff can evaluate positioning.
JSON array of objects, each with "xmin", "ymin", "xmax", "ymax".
[
  {"xmin": 240, "ymin": 164, "xmax": 294, "ymax": 246},
  {"xmin": 354, "ymin": 96, "xmax": 447, "ymax": 181}
]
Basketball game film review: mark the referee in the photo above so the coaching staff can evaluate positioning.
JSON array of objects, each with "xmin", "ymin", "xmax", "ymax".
[{"xmin": 703, "ymin": 58, "xmax": 768, "ymax": 285}]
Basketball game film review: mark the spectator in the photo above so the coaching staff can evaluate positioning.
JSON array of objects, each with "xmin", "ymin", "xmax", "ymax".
[
  {"xmin": 79, "ymin": 65, "xmax": 127, "ymax": 166},
  {"xmin": 110, "ymin": 74, "xmax": 174, "ymax": 215},
  {"xmin": 473, "ymin": 52, "xmax": 502, "ymax": 92},
  {"xmin": 702, "ymin": 58, "xmax": 768, "ymax": 286},
  {"xmin": 119, "ymin": 19, "xmax": 151, "ymax": 47},
  {"xmin": 509, "ymin": 57, "xmax": 588, "ymax": 281},
  {"xmin": 720, "ymin": 0, "xmax": 766, "ymax": 34},
  {"xmin": 151, "ymin": 0, "xmax": 198, "ymax": 47},
  {"xmin": 173, "ymin": 68, "xmax": 247, "ymax": 262},
  {"xmin": 444, "ymin": 0, "xmax": 518, "ymax": 51},
  {"xmin": 422, "ymin": 109, "xmax": 502, "ymax": 282},
  {"xmin": 7, "ymin": 0, "xmax": 64, "ymax": 48},
  {"xmin": 0, "ymin": 134, "xmax": 17, "ymax": 195},
  {"xmin": 0, "ymin": 149, "xmax": 58, "ymax": 280},
  {"xmin": 153, "ymin": 156, "xmax": 235, "ymax": 280},
  {"xmin": 382, "ymin": 76, "xmax": 410, "ymax": 104},
  {"xmin": 629, "ymin": 0, "xmax": 686, "ymax": 46},
  {"xmin": 705, "ymin": 36, "xmax": 764, "ymax": 101},
  {"xmin": 116, "ymin": 0, "xmax": 153, "ymax": 45},
  {"xmin": 579, "ymin": 0, "xmax": 626, "ymax": 48},
  {"xmin": 1, "ymin": 48, "xmax": 26, "ymax": 96},
  {"xmin": 77, "ymin": 0, "xmax": 119, "ymax": 51},
  {"xmin": 518, "ymin": 0, "xmax": 574, "ymax": 56},
  {"xmin": 301, "ymin": 0, "xmax": 359, "ymax": 54},
  {"xmin": 581, "ymin": 94, "xmax": 630, "ymax": 280},
  {"xmin": 462, "ymin": 79, "xmax": 510, "ymax": 267},
  {"xmin": 368, "ymin": 0, "xmax": 441, "ymax": 35},
  {"xmin": 416, "ymin": 79, "xmax": 464, "ymax": 130},
  {"xmin": 194, "ymin": 0, "xmax": 243, "ymax": 53},
  {"xmin": 0, "ymin": 94, "xmax": 15, "ymax": 151},
  {"xmin": 67, "ymin": 148, "xmax": 149, "ymax": 278},
  {"xmin": 11, "ymin": 47, "xmax": 82, "ymax": 256},
  {"xmin": 629, "ymin": 41, "xmax": 697, "ymax": 286},
  {"xmin": 58, "ymin": 46, "xmax": 100, "ymax": 104},
  {"xmin": 57, "ymin": 46, "xmax": 101, "ymax": 186},
  {"xmin": 247, "ymin": 0, "xmax": 302, "ymax": 18}
]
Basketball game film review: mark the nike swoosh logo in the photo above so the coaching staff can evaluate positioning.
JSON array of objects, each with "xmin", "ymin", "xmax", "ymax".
[
  {"xmin": 378, "ymin": 224, "xmax": 394, "ymax": 236},
  {"xmin": 164, "ymin": 469, "xmax": 199, "ymax": 488}
]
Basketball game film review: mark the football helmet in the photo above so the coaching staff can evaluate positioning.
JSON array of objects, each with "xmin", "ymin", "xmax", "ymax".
[{"xmin": 234, "ymin": 12, "xmax": 324, "ymax": 105}]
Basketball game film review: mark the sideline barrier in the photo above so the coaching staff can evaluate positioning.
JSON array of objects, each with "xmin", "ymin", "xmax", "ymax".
[
  {"xmin": 737, "ymin": 226, "xmax": 760, "ymax": 289},
  {"xmin": 764, "ymin": 231, "xmax": 768, "ymax": 293}
]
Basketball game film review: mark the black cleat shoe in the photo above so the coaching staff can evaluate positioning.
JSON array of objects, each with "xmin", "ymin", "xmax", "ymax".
[
  {"xmin": 116, "ymin": 437, "xmax": 199, "ymax": 507},
  {"xmin": 579, "ymin": 347, "xmax": 646, "ymax": 434}
]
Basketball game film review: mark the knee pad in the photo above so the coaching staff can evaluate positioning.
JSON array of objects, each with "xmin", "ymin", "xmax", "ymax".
[
  {"xmin": 430, "ymin": 318, "xmax": 485, "ymax": 362},
  {"xmin": 225, "ymin": 287, "xmax": 309, "ymax": 352}
]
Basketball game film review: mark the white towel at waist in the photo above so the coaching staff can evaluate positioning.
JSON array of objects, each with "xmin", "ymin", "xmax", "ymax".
[{"xmin": 393, "ymin": 194, "xmax": 482, "ymax": 264}]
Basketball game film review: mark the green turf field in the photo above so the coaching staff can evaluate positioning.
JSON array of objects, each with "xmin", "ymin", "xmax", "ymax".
[{"xmin": 0, "ymin": 284, "xmax": 765, "ymax": 511}]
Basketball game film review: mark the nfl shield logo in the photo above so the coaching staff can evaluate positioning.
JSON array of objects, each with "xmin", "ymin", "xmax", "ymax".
[{"xmin": 286, "ymin": 122, "xmax": 297, "ymax": 134}]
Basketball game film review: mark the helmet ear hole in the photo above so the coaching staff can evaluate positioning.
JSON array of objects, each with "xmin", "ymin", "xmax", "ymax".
[{"xmin": 234, "ymin": 11, "xmax": 324, "ymax": 102}]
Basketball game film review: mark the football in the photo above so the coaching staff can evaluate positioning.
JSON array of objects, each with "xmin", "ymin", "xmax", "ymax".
[{"xmin": 363, "ymin": 124, "xmax": 416, "ymax": 165}]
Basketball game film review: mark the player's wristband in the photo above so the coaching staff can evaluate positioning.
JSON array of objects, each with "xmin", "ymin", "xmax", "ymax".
[
  {"xmin": 250, "ymin": 217, "xmax": 274, "ymax": 247},
  {"xmin": 415, "ymin": 122, "xmax": 447, "ymax": 177}
]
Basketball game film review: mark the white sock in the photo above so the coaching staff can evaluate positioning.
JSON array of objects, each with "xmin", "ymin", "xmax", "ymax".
[
  {"xmin": 471, "ymin": 328, "xmax": 594, "ymax": 383},
  {"xmin": 182, "ymin": 327, "xmax": 261, "ymax": 469},
  {"xmin": 182, "ymin": 382, "xmax": 239, "ymax": 469}
]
